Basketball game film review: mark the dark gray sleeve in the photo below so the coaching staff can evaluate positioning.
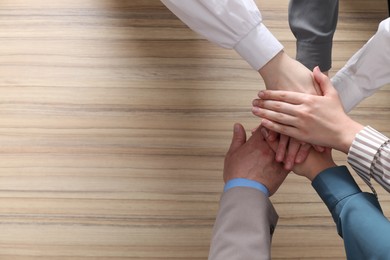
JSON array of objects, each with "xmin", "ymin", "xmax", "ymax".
[
  {"xmin": 388, "ymin": 0, "xmax": 390, "ymax": 17},
  {"xmin": 289, "ymin": 0, "xmax": 339, "ymax": 71}
]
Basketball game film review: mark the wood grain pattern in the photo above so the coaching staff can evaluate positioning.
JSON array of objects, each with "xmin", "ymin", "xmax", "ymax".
[{"xmin": 0, "ymin": 0, "xmax": 388, "ymax": 259}]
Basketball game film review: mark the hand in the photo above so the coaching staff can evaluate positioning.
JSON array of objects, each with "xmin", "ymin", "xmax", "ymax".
[
  {"xmin": 224, "ymin": 123, "xmax": 288, "ymax": 196},
  {"xmin": 257, "ymin": 51, "xmax": 322, "ymax": 169},
  {"xmin": 253, "ymin": 67, "xmax": 364, "ymax": 154},
  {"xmin": 262, "ymin": 126, "xmax": 336, "ymax": 181},
  {"xmin": 258, "ymin": 51, "xmax": 321, "ymax": 94},
  {"xmin": 292, "ymin": 148, "xmax": 336, "ymax": 181},
  {"xmin": 260, "ymin": 128, "xmax": 312, "ymax": 170}
]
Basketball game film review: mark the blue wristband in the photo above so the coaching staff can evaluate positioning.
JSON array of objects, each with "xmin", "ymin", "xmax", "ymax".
[{"xmin": 224, "ymin": 178, "xmax": 269, "ymax": 197}]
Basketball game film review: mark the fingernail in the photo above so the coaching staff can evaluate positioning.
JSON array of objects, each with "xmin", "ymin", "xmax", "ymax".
[
  {"xmin": 252, "ymin": 107, "xmax": 260, "ymax": 113},
  {"xmin": 260, "ymin": 128, "xmax": 268, "ymax": 138},
  {"xmin": 268, "ymin": 134, "xmax": 276, "ymax": 142},
  {"xmin": 258, "ymin": 91, "xmax": 265, "ymax": 98},
  {"xmin": 285, "ymin": 162, "xmax": 292, "ymax": 170},
  {"xmin": 261, "ymin": 119, "xmax": 270, "ymax": 126}
]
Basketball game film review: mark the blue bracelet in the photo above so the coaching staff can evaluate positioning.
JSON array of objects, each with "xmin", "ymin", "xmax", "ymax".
[{"xmin": 224, "ymin": 178, "xmax": 269, "ymax": 197}]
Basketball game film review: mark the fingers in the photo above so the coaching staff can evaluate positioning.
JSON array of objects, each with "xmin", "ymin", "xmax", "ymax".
[
  {"xmin": 228, "ymin": 123, "xmax": 246, "ymax": 153},
  {"xmin": 323, "ymin": 147, "xmax": 333, "ymax": 156},
  {"xmin": 295, "ymin": 143, "xmax": 312, "ymax": 163},
  {"xmin": 260, "ymin": 127, "xmax": 269, "ymax": 139},
  {"xmin": 284, "ymin": 138, "xmax": 300, "ymax": 170},
  {"xmin": 244, "ymin": 122, "xmax": 267, "ymax": 144},
  {"xmin": 276, "ymin": 134, "xmax": 289, "ymax": 162},
  {"xmin": 252, "ymin": 98, "xmax": 298, "ymax": 116},
  {"xmin": 262, "ymin": 131, "xmax": 315, "ymax": 172},
  {"xmin": 251, "ymin": 125, "xmax": 259, "ymax": 135},
  {"xmin": 260, "ymin": 119, "xmax": 298, "ymax": 139},
  {"xmin": 257, "ymin": 89, "xmax": 306, "ymax": 105},
  {"xmin": 314, "ymin": 145, "xmax": 325, "ymax": 153},
  {"xmin": 260, "ymin": 127, "xmax": 278, "ymax": 153},
  {"xmin": 313, "ymin": 66, "xmax": 332, "ymax": 96},
  {"xmin": 267, "ymin": 130, "xmax": 279, "ymax": 142},
  {"xmin": 252, "ymin": 106, "xmax": 297, "ymax": 127},
  {"xmin": 259, "ymin": 127, "xmax": 278, "ymax": 142}
]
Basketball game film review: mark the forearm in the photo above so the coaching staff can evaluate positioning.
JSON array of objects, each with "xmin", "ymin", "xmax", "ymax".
[
  {"xmin": 331, "ymin": 18, "xmax": 390, "ymax": 112},
  {"xmin": 334, "ymin": 118, "xmax": 364, "ymax": 154},
  {"xmin": 312, "ymin": 167, "xmax": 390, "ymax": 260},
  {"xmin": 161, "ymin": 0, "xmax": 283, "ymax": 70},
  {"xmin": 209, "ymin": 187, "xmax": 277, "ymax": 260},
  {"xmin": 347, "ymin": 126, "xmax": 390, "ymax": 193},
  {"xmin": 339, "ymin": 193, "xmax": 390, "ymax": 260}
]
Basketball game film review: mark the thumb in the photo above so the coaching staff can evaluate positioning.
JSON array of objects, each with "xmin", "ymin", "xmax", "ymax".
[
  {"xmin": 313, "ymin": 66, "xmax": 333, "ymax": 96},
  {"xmin": 228, "ymin": 123, "xmax": 246, "ymax": 153}
]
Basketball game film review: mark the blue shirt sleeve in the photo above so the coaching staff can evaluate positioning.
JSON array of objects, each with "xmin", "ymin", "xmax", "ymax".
[
  {"xmin": 224, "ymin": 178, "xmax": 269, "ymax": 197},
  {"xmin": 312, "ymin": 166, "xmax": 390, "ymax": 260}
]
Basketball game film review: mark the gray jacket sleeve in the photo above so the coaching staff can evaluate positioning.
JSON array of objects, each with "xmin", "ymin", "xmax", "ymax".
[
  {"xmin": 208, "ymin": 187, "xmax": 278, "ymax": 260},
  {"xmin": 289, "ymin": 0, "xmax": 339, "ymax": 71}
]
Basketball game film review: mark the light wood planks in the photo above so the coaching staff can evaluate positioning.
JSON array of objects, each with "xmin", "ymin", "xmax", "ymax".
[{"xmin": 0, "ymin": 0, "xmax": 389, "ymax": 259}]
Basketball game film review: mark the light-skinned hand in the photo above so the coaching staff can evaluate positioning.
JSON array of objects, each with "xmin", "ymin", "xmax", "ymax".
[
  {"xmin": 261, "ymin": 126, "xmax": 337, "ymax": 181},
  {"xmin": 257, "ymin": 51, "xmax": 322, "ymax": 170},
  {"xmin": 224, "ymin": 123, "xmax": 288, "ymax": 196},
  {"xmin": 253, "ymin": 66, "xmax": 364, "ymax": 154},
  {"xmin": 258, "ymin": 51, "xmax": 321, "ymax": 94},
  {"xmin": 258, "ymin": 127, "xmax": 313, "ymax": 171}
]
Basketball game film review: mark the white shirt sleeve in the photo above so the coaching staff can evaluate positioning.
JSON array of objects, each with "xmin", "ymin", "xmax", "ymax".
[
  {"xmin": 331, "ymin": 18, "xmax": 390, "ymax": 112},
  {"xmin": 161, "ymin": 0, "xmax": 284, "ymax": 70}
]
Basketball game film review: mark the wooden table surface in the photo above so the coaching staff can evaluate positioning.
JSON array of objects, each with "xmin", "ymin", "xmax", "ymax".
[{"xmin": 0, "ymin": 0, "xmax": 389, "ymax": 259}]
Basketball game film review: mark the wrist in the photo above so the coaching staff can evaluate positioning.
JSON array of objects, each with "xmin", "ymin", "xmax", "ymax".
[
  {"xmin": 258, "ymin": 51, "xmax": 290, "ymax": 91},
  {"xmin": 306, "ymin": 161, "xmax": 337, "ymax": 181},
  {"xmin": 294, "ymin": 149, "xmax": 337, "ymax": 181},
  {"xmin": 258, "ymin": 51, "xmax": 320, "ymax": 95},
  {"xmin": 337, "ymin": 120, "xmax": 364, "ymax": 154},
  {"xmin": 258, "ymin": 50, "xmax": 285, "ymax": 82}
]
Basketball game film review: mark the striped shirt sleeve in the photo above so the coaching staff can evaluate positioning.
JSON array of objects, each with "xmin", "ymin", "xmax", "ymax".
[{"xmin": 347, "ymin": 126, "xmax": 390, "ymax": 193}]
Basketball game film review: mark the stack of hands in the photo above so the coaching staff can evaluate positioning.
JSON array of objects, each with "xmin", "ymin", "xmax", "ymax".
[{"xmin": 226, "ymin": 66, "xmax": 364, "ymax": 192}]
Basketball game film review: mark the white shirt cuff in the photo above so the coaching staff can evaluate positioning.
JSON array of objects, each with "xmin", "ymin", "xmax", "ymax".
[{"xmin": 234, "ymin": 23, "xmax": 283, "ymax": 70}]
